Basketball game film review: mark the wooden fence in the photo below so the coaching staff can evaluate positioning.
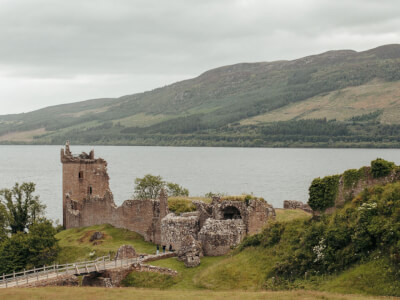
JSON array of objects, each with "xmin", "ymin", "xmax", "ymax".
[{"xmin": 0, "ymin": 255, "xmax": 140, "ymax": 288}]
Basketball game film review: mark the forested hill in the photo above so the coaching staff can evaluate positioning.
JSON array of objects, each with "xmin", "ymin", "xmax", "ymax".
[{"xmin": 1, "ymin": 44, "xmax": 400, "ymax": 147}]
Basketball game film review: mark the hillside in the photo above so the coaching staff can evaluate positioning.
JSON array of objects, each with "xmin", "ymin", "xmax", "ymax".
[
  {"xmin": 193, "ymin": 160, "xmax": 400, "ymax": 297},
  {"xmin": 1, "ymin": 44, "xmax": 400, "ymax": 147}
]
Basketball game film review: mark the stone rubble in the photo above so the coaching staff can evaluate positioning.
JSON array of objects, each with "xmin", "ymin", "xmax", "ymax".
[
  {"xmin": 283, "ymin": 200, "xmax": 313, "ymax": 213},
  {"xmin": 114, "ymin": 244, "xmax": 137, "ymax": 260},
  {"xmin": 177, "ymin": 235, "xmax": 203, "ymax": 267}
]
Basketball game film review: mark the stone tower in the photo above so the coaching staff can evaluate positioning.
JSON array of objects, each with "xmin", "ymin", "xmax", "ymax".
[{"xmin": 60, "ymin": 141, "xmax": 110, "ymax": 227}]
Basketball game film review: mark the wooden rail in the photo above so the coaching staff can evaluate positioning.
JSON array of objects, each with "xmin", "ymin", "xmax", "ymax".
[{"xmin": 0, "ymin": 254, "xmax": 141, "ymax": 288}]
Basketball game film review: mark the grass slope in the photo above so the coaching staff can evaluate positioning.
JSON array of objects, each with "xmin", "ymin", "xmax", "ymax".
[
  {"xmin": 275, "ymin": 208, "xmax": 311, "ymax": 222},
  {"xmin": 241, "ymin": 80, "xmax": 400, "ymax": 124},
  {"xmin": 195, "ymin": 227, "xmax": 400, "ymax": 296},
  {"xmin": 55, "ymin": 224, "xmax": 156, "ymax": 263}
]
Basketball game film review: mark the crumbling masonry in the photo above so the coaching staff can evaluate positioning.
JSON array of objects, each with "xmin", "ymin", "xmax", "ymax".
[{"xmin": 61, "ymin": 143, "xmax": 275, "ymax": 255}]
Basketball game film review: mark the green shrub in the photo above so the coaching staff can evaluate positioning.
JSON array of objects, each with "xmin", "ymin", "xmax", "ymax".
[
  {"xmin": 238, "ymin": 233, "xmax": 262, "ymax": 250},
  {"xmin": 343, "ymin": 169, "xmax": 362, "ymax": 189},
  {"xmin": 266, "ymin": 181, "xmax": 400, "ymax": 283},
  {"xmin": 220, "ymin": 194, "xmax": 264, "ymax": 202},
  {"xmin": 371, "ymin": 158, "xmax": 395, "ymax": 178},
  {"xmin": 308, "ymin": 175, "xmax": 340, "ymax": 212}
]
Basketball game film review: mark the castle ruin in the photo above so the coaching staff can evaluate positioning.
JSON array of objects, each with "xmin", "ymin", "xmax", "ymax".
[{"xmin": 61, "ymin": 143, "xmax": 275, "ymax": 256}]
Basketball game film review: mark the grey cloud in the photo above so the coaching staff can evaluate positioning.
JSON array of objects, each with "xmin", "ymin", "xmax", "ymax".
[{"xmin": 0, "ymin": 0, "xmax": 399, "ymax": 114}]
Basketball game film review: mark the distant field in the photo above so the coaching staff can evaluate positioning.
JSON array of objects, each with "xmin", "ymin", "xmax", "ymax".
[
  {"xmin": 0, "ymin": 287, "xmax": 392, "ymax": 300},
  {"xmin": 241, "ymin": 80, "xmax": 400, "ymax": 124},
  {"xmin": 0, "ymin": 127, "xmax": 46, "ymax": 142}
]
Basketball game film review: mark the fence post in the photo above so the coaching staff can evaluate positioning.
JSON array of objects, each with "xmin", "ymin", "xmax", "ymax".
[
  {"xmin": 24, "ymin": 268, "xmax": 28, "ymax": 284},
  {"xmin": 15, "ymin": 272, "xmax": 18, "ymax": 287},
  {"xmin": 56, "ymin": 264, "xmax": 59, "ymax": 278},
  {"xmin": 35, "ymin": 267, "xmax": 38, "ymax": 281}
]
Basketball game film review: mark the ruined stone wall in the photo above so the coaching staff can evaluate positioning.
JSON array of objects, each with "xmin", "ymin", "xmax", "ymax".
[
  {"xmin": 61, "ymin": 142, "xmax": 109, "ymax": 227},
  {"xmin": 246, "ymin": 199, "xmax": 276, "ymax": 235},
  {"xmin": 283, "ymin": 200, "xmax": 313, "ymax": 213},
  {"xmin": 61, "ymin": 143, "xmax": 276, "ymax": 257},
  {"xmin": 62, "ymin": 143, "xmax": 168, "ymax": 244},
  {"xmin": 161, "ymin": 213, "xmax": 200, "ymax": 250},
  {"xmin": 211, "ymin": 197, "xmax": 275, "ymax": 235},
  {"xmin": 319, "ymin": 167, "xmax": 400, "ymax": 215},
  {"xmin": 161, "ymin": 197, "xmax": 275, "ymax": 256},
  {"xmin": 65, "ymin": 190, "xmax": 168, "ymax": 244},
  {"xmin": 198, "ymin": 219, "xmax": 246, "ymax": 256},
  {"xmin": 336, "ymin": 167, "xmax": 400, "ymax": 208}
]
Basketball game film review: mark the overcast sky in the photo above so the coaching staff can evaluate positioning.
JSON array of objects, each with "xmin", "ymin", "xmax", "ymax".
[{"xmin": 0, "ymin": 0, "xmax": 399, "ymax": 115}]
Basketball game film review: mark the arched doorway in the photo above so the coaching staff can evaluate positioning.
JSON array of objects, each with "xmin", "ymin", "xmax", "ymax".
[{"xmin": 223, "ymin": 206, "xmax": 242, "ymax": 219}]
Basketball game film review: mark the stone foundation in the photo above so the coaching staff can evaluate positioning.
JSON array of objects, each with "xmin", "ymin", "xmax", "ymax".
[
  {"xmin": 198, "ymin": 219, "xmax": 246, "ymax": 256},
  {"xmin": 161, "ymin": 213, "xmax": 200, "ymax": 250}
]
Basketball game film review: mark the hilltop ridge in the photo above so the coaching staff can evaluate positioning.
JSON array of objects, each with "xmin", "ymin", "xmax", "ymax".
[{"xmin": 1, "ymin": 44, "xmax": 400, "ymax": 147}]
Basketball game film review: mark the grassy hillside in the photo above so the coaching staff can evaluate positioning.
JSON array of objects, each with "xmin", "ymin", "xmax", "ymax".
[
  {"xmin": 1, "ymin": 44, "xmax": 400, "ymax": 147},
  {"xmin": 55, "ymin": 224, "xmax": 156, "ymax": 263},
  {"xmin": 241, "ymin": 79, "xmax": 400, "ymax": 124},
  {"xmin": 194, "ymin": 162, "xmax": 400, "ymax": 297}
]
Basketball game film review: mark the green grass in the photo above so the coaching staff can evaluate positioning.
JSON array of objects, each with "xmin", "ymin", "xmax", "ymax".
[
  {"xmin": 275, "ymin": 209, "xmax": 312, "ymax": 222},
  {"xmin": 168, "ymin": 196, "xmax": 211, "ymax": 214},
  {"xmin": 0, "ymin": 287, "xmax": 389, "ymax": 300},
  {"xmin": 121, "ymin": 271, "xmax": 177, "ymax": 289},
  {"xmin": 145, "ymin": 256, "xmax": 226, "ymax": 290},
  {"xmin": 196, "ymin": 247, "xmax": 279, "ymax": 290},
  {"xmin": 55, "ymin": 224, "xmax": 156, "ymax": 263},
  {"xmin": 220, "ymin": 195, "xmax": 264, "ymax": 202},
  {"xmin": 317, "ymin": 257, "xmax": 400, "ymax": 296}
]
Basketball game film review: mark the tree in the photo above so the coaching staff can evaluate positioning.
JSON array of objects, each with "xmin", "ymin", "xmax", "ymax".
[
  {"xmin": 166, "ymin": 182, "xmax": 189, "ymax": 197},
  {"xmin": 134, "ymin": 174, "xmax": 164, "ymax": 200},
  {"xmin": 0, "ymin": 182, "xmax": 46, "ymax": 233},
  {"xmin": 134, "ymin": 174, "xmax": 189, "ymax": 199},
  {"xmin": 0, "ymin": 203, "xmax": 7, "ymax": 241},
  {"xmin": 0, "ymin": 220, "xmax": 59, "ymax": 274},
  {"xmin": 371, "ymin": 158, "xmax": 395, "ymax": 178}
]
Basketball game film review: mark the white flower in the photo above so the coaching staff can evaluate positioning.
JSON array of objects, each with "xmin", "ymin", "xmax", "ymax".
[
  {"xmin": 313, "ymin": 238, "xmax": 326, "ymax": 262},
  {"xmin": 358, "ymin": 202, "xmax": 377, "ymax": 211}
]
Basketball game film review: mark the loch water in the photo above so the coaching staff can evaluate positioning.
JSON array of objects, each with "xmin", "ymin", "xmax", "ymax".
[{"xmin": 1, "ymin": 145, "xmax": 400, "ymax": 221}]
